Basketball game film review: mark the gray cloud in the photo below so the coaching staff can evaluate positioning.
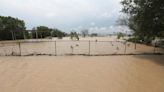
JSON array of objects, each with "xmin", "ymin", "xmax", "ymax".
[{"xmin": 0, "ymin": 0, "xmax": 123, "ymax": 33}]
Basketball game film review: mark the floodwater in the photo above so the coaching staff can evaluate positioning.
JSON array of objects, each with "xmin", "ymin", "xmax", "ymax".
[{"xmin": 0, "ymin": 55, "xmax": 164, "ymax": 92}]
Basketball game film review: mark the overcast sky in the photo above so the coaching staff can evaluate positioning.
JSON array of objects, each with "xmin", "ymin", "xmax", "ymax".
[{"xmin": 0, "ymin": 0, "xmax": 124, "ymax": 34}]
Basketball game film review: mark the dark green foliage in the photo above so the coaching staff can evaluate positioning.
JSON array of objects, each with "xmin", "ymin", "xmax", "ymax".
[
  {"xmin": 32, "ymin": 26, "xmax": 51, "ymax": 38},
  {"xmin": 121, "ymin": 0, "xmax": 164, "ymax": 43},
  {"xmin": 0, "ymin": 16, "xmax": 27, "ymax": 40},
  {"xmin": 32, "ymin": 26, "xmax": 67, "ymax": 39},
  {"xmin": 51, "ymin": 28, "xmax": 67, "ymax": 39},
  {"xmin": 91, "ymin": 33, "xmax": 98, "ymax": 37}
]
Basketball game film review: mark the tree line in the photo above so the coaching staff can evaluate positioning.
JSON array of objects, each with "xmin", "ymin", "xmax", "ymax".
[
  {"xmin": 31, "ymin": 26, "xmax": 67, "ymax": 39},
  {"xmin": 0, "ymin": 16, "xmax": 67, "ymax": 40}
]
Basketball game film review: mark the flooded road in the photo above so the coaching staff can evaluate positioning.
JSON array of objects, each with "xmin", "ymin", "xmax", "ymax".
[{"xmin": 0, "ymin": 55, "xmax": 164, "ymax": 92}]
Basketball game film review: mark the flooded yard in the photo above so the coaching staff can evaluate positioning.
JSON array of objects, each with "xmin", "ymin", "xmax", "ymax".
[
  {"xmin": 0, "ymin": 37, "xmax": 163, "ymax": 56},
  {"xmin": 0, "ymin": 55, "xmax": 164, "ymax": 92}
]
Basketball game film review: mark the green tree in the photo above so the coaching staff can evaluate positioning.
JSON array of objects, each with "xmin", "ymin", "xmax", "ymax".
[
  {"xmin": 51, "ymin": 28, "xmax": 67, "ymax": 39},
  {"xmin": 32, "ymin": 26, "xmax": 67, "ymax": 39},
  {"xmin": 70, "ymin": 31, "xmax": 79, "ymax": 40},
  {"xmin": 121, "ymin": 0, "xmax": 164, "ymax": 43},
  {"xmin": 32, "ymin": 26, "xmax": 51, "ymax": 38},
  {"xmin": 0, "ymin": 16, "xmax": 27, "ymax": 40},
  {"xmin": 91, "ymin": 33, "xmax": 98, "ymax": 37},
  {"xmin": 117, "ymin": 32, "xmax": 125, "ymax": 39}
]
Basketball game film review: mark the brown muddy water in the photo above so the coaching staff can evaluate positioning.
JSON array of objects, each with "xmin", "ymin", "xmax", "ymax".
[{"xmin": 0, "ymin": 55, "xmax": 164, "ymax": 92}]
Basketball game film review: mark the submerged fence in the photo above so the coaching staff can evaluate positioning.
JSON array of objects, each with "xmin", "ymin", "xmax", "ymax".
[{"xmin": 0, "ymin": 40, "xmax": 163, "ymax": 56}]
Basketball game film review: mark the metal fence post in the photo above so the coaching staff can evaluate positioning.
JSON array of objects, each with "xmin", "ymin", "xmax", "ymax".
[
  {"xmin": 55, "ymin": 41, "xmax": 57, "ymax": 56},
  {"xmin": 18, "ymin": 42, "xmax": 21, "ymax": 56},
  {"xmin": 134, "ymin": 35, "xmax": 137, "ymax": 49},
  {"xmin": 135, "ymin": 42, "xmax": 137, "ymax": 49},
  {"xmin": 154, "ymin": 40, "xmax": 156, "ymax": 54},
  {"xmin": 124, "ymin": 41, "xmax": 127, "ymax": 54},
  {"xmin": 89, "ymin": 40, "xmax": 90, "ymax": 55}
]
